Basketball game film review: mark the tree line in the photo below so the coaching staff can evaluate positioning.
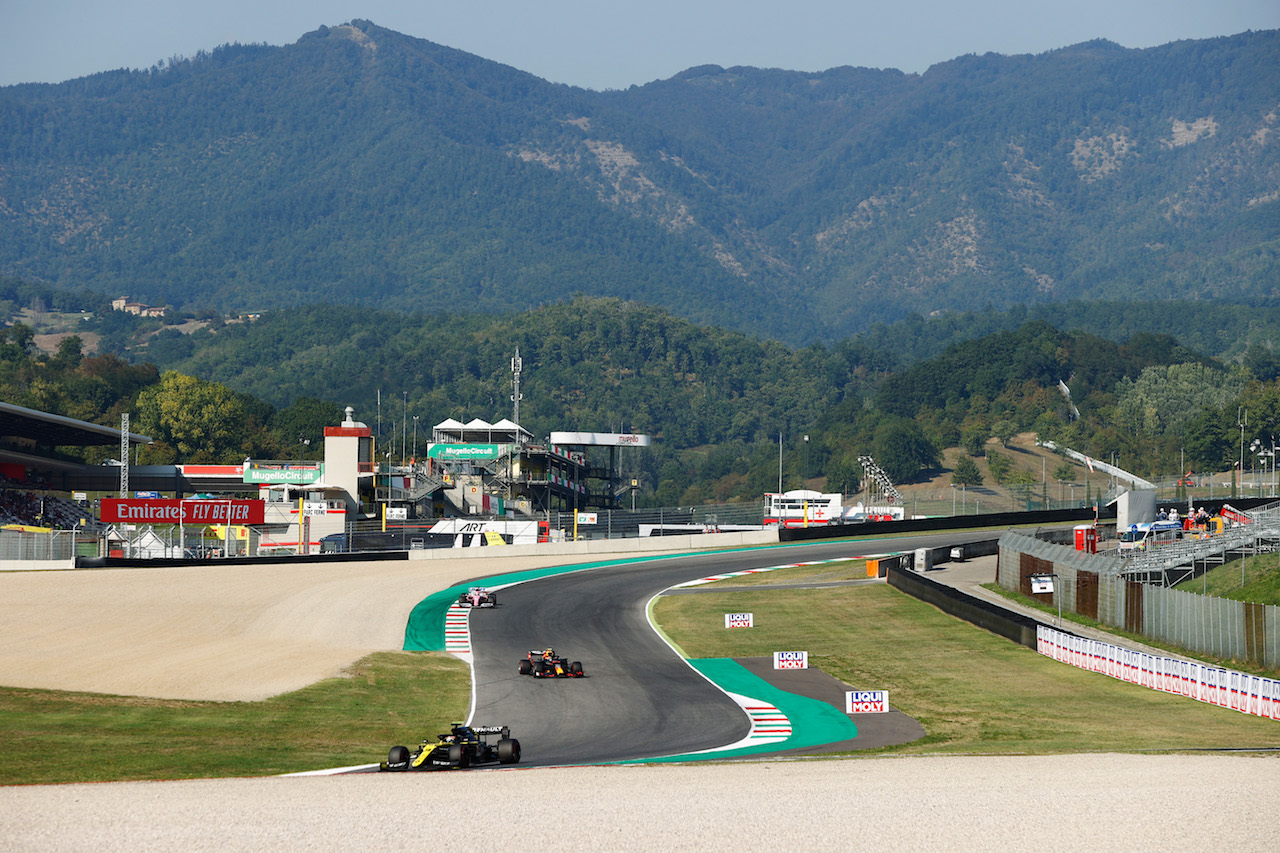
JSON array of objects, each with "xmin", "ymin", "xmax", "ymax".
[{"xmin": 8, "ymin": 290, "xmax": 1280, "ymax": 505}]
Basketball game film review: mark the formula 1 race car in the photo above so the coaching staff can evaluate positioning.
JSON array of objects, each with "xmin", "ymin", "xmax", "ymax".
[
  {"xmin": 380, "ymin": 723, "xmax": 521, "ymax": 771},
  {"xmin": 518, "ymin": 649, "xmax": 584, "ymax": 678},
  {"xmin": 457, "ymin": 586, "xmax": 497, "ymax": 608}
]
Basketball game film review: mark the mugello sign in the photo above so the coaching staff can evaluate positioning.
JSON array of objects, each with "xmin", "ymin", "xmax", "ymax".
[
  {"xmin": 100, "ymin": 498, "xmax": 265, "ymax": 525},
  {"xmin": 845, "ymin": 690, "xmax": 890, "ymax": 714},
  {"xmin": 724, "ymin": 612, "xmax": 754, "ymax": 628},
  {"xmin": 773, "ymin": 651, "xmax": 809, "ymax": 670}
]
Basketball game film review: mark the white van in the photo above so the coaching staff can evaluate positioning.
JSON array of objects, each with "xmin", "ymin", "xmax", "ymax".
[{"xmin": 1118, "ymin": 520, "xmax": 1183, "ymax": 552}]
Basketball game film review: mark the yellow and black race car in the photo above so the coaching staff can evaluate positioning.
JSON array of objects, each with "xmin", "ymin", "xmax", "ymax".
[
  {"xmin": 380, "ymin": 724, "xmax": 521, "ymax": 771},
  {"xmin": 517, "ymin": 648, "xmax": 584, "ymax": 677}
]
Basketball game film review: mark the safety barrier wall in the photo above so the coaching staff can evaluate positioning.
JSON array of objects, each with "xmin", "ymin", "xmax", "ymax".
[
  {"xmin": 1037, "ymin": 625, "xmax": 1279, "ymax": 721},
  {"xmin": 72, "ymin": 527, "xmax": 781, "ymax": 569},
  {"xmin": 888, "ymin": 563, "xmax": 1043, "ymax": 649},
  {"xmin": 999, "ymin": 530, "xmax": 1280, "ymax": 669},
  {"xmin": 779, "ymin": 506, "xmax": 1113, "ymax": 543}
]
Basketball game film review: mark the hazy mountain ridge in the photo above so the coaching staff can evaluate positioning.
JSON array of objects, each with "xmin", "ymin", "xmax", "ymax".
[{"xmin": 0, "ymin": 22, "xmax": 1276, "ymax": 342}]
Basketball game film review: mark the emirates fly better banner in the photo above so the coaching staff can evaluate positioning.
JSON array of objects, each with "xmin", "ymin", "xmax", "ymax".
[{"xmin": 101, "ymin": 498, "xmax": 265, "ymax": 525}]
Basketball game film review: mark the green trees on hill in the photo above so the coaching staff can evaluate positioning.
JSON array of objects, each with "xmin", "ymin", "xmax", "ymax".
[
  {"xmin": 0, "ymin": 26, "xmax": 1276, "ymax": 343},
  {"xmin": 951, "ymin": 456, "xmax": 983, "ymax": 487},
  {"xmin": 12, "ymin": 276, "xmax": 1280, "ymax": 500}
]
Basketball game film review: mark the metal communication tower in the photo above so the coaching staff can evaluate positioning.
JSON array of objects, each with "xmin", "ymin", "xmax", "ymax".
[
  {"xmin": 511, "ymin": 349, "xmax": 523, "ymax": 428},
  {"xmin": 119, "ymin": 413, "xmax": 130, "ymax": 497}
]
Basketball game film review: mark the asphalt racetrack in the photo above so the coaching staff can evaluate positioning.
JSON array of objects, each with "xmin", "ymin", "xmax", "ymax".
[
  {"xmin": 5, "ymin": 533, "xmax": 1280, "ymax": 849},
  {"xmin": 471, "ymin": 551, "xmax": 750, "ymax": 764},
  {"xmin": 467, "ymin": 535, "xmax": 986, "ymax": 764}
]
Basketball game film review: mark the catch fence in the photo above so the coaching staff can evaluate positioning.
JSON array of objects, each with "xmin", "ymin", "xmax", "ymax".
[{"xmin": 999, "ymin": 529, "xmax": 1280, "ymax": 669}]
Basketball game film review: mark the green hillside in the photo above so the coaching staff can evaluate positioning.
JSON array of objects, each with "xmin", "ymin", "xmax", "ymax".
[{"xmin": 0, "ymin": 23, "xmax": 1276, "ymax": 343}]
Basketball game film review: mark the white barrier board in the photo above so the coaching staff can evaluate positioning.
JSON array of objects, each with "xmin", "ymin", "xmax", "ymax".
[
  {"xmin": 845, "ymin": 690, "xmax": 889, "ymax": 713},
  {"xmin": 773, "ymin": 650, "xmax": 808, "ymax": 669}
]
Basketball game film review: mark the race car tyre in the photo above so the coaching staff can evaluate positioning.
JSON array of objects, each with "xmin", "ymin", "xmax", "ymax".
[
  {"xmin": 448, "ymin": 744, "xmax": 469, "ymax": 768},
  {"xmin": 518, "ymin": 659, "xmax": 532, "ymax": 675},
  {"xmin": 570, "ymin": 661, "xmax": 583, "ymax": 675},
  {"xmin": 489, "ymin": 593, "xmax": 497, "ymax": 606},
  {"xmin": 387, "ymin": 745, "xmax": 410, "ymax": 768},
  {"xmin": 534, "ymin": 661, "xmax": 549, "ymax": 677},
  {"xmin": 497, "ymin": 738, "xmax": 521, "ymax": 764}
]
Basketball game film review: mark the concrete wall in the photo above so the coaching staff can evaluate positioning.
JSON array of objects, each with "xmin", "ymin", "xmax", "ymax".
[{"xmin": 405, "ymin": 528, "xmax": 780, "ymax": 561}]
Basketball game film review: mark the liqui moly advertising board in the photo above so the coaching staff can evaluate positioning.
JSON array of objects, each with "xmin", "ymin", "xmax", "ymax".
[
  {"xmin": 724, "ymin": 612, "xmax": 754, "ymax": 628},
  {"xmin": 101, "ymin": 498, "xmax": 265, "ymax": 525},
  {"xmin": 845, "ymin": 690, "xmax": 890, "ymax": 714},
  {"xmin": 773, "ymin": 651, "xmax": 808, "ymax": 670}
]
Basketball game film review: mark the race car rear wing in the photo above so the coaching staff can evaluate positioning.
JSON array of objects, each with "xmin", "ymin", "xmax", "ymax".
[{"xmin": 471, "ymin": 725, "xmax": 511, "ymax": 737}]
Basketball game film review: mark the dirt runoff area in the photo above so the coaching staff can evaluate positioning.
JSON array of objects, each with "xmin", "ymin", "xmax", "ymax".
[
  {"xmin": 0, "ymin": 553, "xmax": 602, "ymax": 701},
  {"xmin": 3, "ymin": 755, "xmax": 1279, "ymax": 850}
]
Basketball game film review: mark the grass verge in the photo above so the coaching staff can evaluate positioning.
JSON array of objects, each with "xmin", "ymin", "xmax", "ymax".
[
  {"xmin": 1172, "ymin": 554, "xmax": 1280, "ymax": 605},
  {"xmin": 0, "ymin": 651, "xmax": 469, "ymax": 785},
  {"xmin": 697, "ymin": 557, "xmax": 872, "ymax": 587},
  {"xmin": 652, "ymin": 585, "xmax": 1280, "ymax": 754}
]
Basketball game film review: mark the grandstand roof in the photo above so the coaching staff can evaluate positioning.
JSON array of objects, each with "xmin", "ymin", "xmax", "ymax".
[{"xmin": 0, "ymin": 401, "xmax": 152, "ymax": 449}]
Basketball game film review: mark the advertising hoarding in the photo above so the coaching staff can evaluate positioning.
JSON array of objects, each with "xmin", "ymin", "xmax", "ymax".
[
  {"xmin": 243, "ymin": 463, "xmax": 323, "ymax": 485},
  {"xmin": 101, "ymin": 498, "xmax": 265, "ymax": 525},
  {"xmin": 773, "ymin": 650, "xmax": 809, "ymax": 670},
  {"xmin": 428, "ymin": 443, "xmax": 504, "ymax": 461},
  {"xmin": 724, "ymin": 612, "xmax": 754, "ymax": 628},
  {"xmin": 845, "ymin": 690, "xmax": 890, "ymax": 713}
]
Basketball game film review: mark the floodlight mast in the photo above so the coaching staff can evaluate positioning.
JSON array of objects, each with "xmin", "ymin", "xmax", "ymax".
[{"xmin": 857, "ymin": 454, "xmax": 902, "ymax": 509}]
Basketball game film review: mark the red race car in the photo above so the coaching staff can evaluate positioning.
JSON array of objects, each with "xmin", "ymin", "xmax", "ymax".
[{"xmin": 518, "ymin": 648, "xmax": 584, "ymax": 678}]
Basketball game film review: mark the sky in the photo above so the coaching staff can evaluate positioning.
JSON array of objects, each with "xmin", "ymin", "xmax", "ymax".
[{"xmin": 2, "ymin": 1, "xmax": 1277, "ymax": 91}]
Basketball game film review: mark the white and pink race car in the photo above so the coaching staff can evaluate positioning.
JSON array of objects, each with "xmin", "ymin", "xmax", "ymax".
[{"xmin": 457, "ymin": 586, "xmax": 497, "ymax": 608}]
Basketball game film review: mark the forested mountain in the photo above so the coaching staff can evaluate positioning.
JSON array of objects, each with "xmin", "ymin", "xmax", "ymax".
[
  {"xmin": 8, "ymin": 278, "xmax": 1280, "ymax": 504},
  {"xmin": 0, "ymin": 22, "xmax": 1276, "ymax": 343}
]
